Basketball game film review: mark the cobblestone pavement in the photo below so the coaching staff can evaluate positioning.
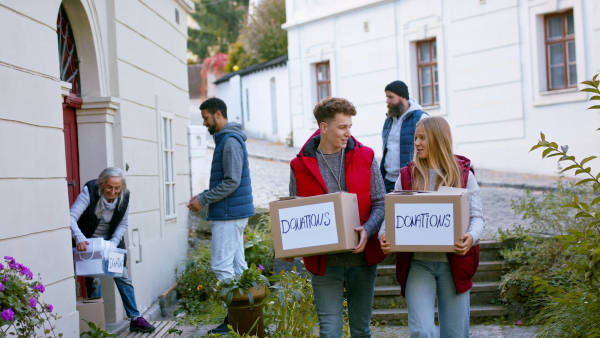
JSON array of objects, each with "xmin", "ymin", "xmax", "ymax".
[{"xmin": 183, "ymin": 138, "xmax": 560, "ymax": 337}]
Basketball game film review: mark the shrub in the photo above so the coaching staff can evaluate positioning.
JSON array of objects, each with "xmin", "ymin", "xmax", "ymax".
[
  {"xmin": 264, "ymin": 268, "xmax": 319, "ymax": 338},
  {"xmin": 244, "ymin": 215, "xmax": 275, "ymax": 278},
  {"xmin": 175, "ymin": 243, "xmax": 218, "ymax": 314},
  {"xmin": 0, "ymin": 256, "xmax": 62, "ymax": 337},
  {"xmin": 517, "ymin": 75, "xmax": 600, "ymax": 336}
]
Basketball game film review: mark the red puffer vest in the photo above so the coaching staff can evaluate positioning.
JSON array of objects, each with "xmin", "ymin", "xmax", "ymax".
[
  {"xmin": 395, "ymin": 155, "xmax": 480, "ymax": 296},
  {"xmin": 290, "ymin": 131, "xmax": 387, "ymax": 276}
]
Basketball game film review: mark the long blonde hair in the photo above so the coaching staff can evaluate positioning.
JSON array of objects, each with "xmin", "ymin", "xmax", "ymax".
[{"xmin": 411, "ymin": 116, "xmax": 462, "ymax": 190}]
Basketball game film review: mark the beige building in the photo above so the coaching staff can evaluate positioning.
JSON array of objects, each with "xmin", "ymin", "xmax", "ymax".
[{"xmin": 0, "ymin": 0, "xmax": 193, "ymax": 334}]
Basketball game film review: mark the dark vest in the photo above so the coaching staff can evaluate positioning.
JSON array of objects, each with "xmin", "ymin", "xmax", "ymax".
[
  {"xmin": 77, "ymin": 179, "xmax": 129, "ymax": 249},
  {"xmin": 395, "ymin": 155, "xmax": 479, "ymax": 296},
  {"xmin": 380, "ymin": 109, "xmax": 426, "ymax": 179},
  {"xmin": 207, "ymin": 132, "xmax": 254, "ymax": 220},
  {"xmin": 290, "ymin": 131, "xmax": 387, "ymax": 276}
]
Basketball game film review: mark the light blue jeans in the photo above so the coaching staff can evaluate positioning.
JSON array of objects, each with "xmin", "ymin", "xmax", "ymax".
[
  {"xmin": 86, "ymin": 267, "xmax": 140, "ymax": 319},
  {"xmin": 310, "ymin": 264, "xmax": 378, "ymax": 338},
  {"xmin": 405, "ymin": 260, "xmax": 470, "ymax": 338},
  {"xmin": 210, "ymin": 218, "xmax": 248, "ymax": 281}
]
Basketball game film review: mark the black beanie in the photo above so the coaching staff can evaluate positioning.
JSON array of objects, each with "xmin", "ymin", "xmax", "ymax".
[{"xmin": 385, "ymin": 80, "xmax": 409, "ymax": 99}]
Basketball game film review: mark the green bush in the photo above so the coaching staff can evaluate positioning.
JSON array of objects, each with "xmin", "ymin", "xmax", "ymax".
[
  {"xmin": 244, "ymin": 215, "xmax": 275, "ymax": 278},
  {"xmin": 504, "ymin": 74, "xmax": 600, "ymax": 336},
  {"xmin": 264, "ymin": 268, "xmax": 319, "ymax": 338},
  {"xmin": 175, "ymin": 243, "xmax": 218, "ymax": 314}
]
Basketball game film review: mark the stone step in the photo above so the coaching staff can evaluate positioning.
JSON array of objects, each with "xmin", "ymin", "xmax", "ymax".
[
  {"xmin": 376, "ymin": 261, "xmax": 505, "ymax": 286},
  {"xmin": 373, "ymin": 281, "xmax": 500, "ymax": 308},
  {"xmin": 372, "ymin": 305, "xmax": 508, "ymax": 324}
]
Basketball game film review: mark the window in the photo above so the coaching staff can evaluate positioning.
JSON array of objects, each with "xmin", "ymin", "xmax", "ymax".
[
  {"xmin": 161, "ymin": 114, "xmax": 176, "ymax": 218},
  {"xmin": 416, "ymin": 39, "xmax": 438, "ymax": 106},
  {"xmin": 545, "ymin": 10, "xmax": 576, "ymax": 90},
  {"xmin": 316, "ymin": 61, "xmax": 330, "ymax": 102}
]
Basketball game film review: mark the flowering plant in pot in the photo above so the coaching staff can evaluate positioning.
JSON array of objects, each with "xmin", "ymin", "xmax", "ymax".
[
  {"xmin": 0, "ymin": 256, "xmax": 62, "ymax": 337},
  {"xmin": 217, "ymin": 263, "xmax": 269, "ymax": 309}
]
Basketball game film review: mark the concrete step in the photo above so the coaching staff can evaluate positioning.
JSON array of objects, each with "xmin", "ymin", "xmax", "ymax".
[
  {"xmin": 376, "ymin": 260, "xmax": 505, "ymax": 286},
  {"xmin": 372, "ymin": 305, "xmax": 508, "ymax": 324},
  {"xmin": 373, "ymin": 281, "xmax": 500, "ymax": 308}
]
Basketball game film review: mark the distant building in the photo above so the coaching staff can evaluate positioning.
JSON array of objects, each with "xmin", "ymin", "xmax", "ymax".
[
  {"xmin": 0, "ymin": 0, "xmax": 193, "ymax": 334},
  {"xmin": 215, "ymin": 55, "xmax": 292, "ymax": 144},
  {"xmin": 282, "ymin": 0, "xmax": 599, "ymax": 175}
]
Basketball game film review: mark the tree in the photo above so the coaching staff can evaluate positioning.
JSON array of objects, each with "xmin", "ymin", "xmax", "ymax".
[
  {"xmin": 188, "ymin": 0, "xmax": 250, "ymax": 61},
  {"xmin": 226, "ymin": 0, "xmax": 287, "ymax": 71}
]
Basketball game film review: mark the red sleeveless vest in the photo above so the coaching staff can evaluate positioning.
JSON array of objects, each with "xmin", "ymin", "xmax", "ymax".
[
  {"xmin": 395, "ymin": 155, "xmax": 480, "ymax": 296},
  {"xmin": 290, "ymin": 132, "xmax": 387, "ymax": 276}
]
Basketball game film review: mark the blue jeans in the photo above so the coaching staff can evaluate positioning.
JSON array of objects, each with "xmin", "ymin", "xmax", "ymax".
[
  {"xmin": 310, "ymin": 264, "xmax": 378, "ymax": 338},
  {"xmin": 210, "ymin": 218, "xmax": 248, "ymax": 281},
  {"xmin": 85, "ymin": 267, "xmax": 140, "ymax": 319},
  {"xmin": 405, "ymin": 260, "xmax": 470, "ymax": 338}
]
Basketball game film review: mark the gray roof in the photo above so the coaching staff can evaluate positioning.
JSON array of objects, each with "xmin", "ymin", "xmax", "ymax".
[{"xmin": 214, "ymin": 55, "xmax": 288, "ymax": 84}]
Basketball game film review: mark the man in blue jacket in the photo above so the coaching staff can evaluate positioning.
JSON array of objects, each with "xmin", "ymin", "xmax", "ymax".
[
  {"xmin": 380, "ymin": 80, "xmax": 428, "ymax": 192},
  {"xmin": 188, "ymin": 97, "xmax": 254, "ymax": 334}
]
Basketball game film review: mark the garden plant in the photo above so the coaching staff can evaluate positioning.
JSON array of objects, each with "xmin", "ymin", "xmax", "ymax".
[
  {"xmin": 500, "ymin": 75, "xmax": 600, "ymax": 337},
  {"xmin": 0, "ymin": 256, "xmax": 62, "ymax": 337}
]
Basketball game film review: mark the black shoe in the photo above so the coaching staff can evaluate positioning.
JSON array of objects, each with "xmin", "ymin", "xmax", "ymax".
[{"xmin": 207, "ymin": 316, "xmax": 230, "ymax": 334}]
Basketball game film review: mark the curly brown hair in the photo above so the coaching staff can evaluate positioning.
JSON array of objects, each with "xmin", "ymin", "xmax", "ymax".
[{"xmin": 313, "ymin": 97, "xmax": 357, "ymax": 124}]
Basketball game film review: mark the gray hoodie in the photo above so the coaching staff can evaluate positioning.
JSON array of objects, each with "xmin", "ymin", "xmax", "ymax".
[{"xmin": 198, "ymin": 122, "xmax": 248, "ymax": 207}]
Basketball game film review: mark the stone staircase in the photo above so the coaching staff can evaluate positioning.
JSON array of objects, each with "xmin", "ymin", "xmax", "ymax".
[{"xmin": 372, "ymin": 240, "xmax": 508, "ymax": 324}]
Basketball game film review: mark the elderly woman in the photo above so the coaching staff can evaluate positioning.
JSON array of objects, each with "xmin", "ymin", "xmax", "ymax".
[{"xmin": 70, "ymin": 167, "xmax": 155, "ymax": 333}]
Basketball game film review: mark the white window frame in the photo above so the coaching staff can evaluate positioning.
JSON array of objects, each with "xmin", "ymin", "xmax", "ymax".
[
  {"xmin": 404, "ymin": 26, "xmax": 445, "ymax": 116},
  {"xmin": 528, "ymin": 0, "xmax": 587, "ymax": 106},
  {"xmin": 161, "ymin": 111, "xmax": 176, "ymax": 219}
]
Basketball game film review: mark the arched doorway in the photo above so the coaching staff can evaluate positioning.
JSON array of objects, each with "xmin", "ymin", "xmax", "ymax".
[
  {"xmin": 58, "ymin": 3, "xmax": 85, "ymax": 297},
  {"xmin": 58, "ymin": 4, "xmax": 82, "ymax": 205}
]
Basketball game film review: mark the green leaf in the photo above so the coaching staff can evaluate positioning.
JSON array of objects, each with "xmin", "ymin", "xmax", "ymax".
[
  {"xmin": 575, "ymin": 211, "xmax": 591, "ymax": 219},
  {"xmin": 591, "ymin": 96, "xmax": 600, "ymax": 100},
  {"xmin": 540, "ymin": 132, "xmax": 546, "ymax": 142},
  {"xmin": 587, "ymin": 105, "xmax": 600, "ymax": 110},
  {"xmin": 530, "ymin": 144, "xmax": 542, "ymax": 151},
  {"xmin": 549, "ymin": 142, "xmax": 559, "ymax": 148},
  {"xmin": 591, "ymin": 196, "xmax": 600, "ymax": 206},
  {"xmin": 576, "ymin": 169, "xmax": 588, "ymax": 175},
  {"xmin": 580, "ymin": 156, "xmax": 597, "ymax": 166},
  {"xmin": 542, "ymin": 148, "xmax": 554, "ymax": 158},
  {"xmin": 581, "ymin": 202, "xmax": 590, "ymax": 212},
  {"xmin": 580, "ymin": 88, "xmax": 600, "ymax": 93},
  {"xmin": 560, "ymin": 164, "xmax": 580, "ymax": 173},
  {"xmin": 575, "ymin": 178, "xmax": 596, "ymax": 186}
]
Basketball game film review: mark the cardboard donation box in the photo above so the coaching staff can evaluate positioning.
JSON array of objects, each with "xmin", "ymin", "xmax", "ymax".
[
  {"xmin": 76, "ymin": 297, "xmax": 105, "ymax": 334},
  {"xmin": 385, "ymin": 186, "xmax": 470, "ymax": 252},
  {"xmin": 73, "ymin": 238, "xmax": 126, "ymax": 277},
  {"xmin": 269, "ymin": 192, "xmax": 361, "ymax": 258}
]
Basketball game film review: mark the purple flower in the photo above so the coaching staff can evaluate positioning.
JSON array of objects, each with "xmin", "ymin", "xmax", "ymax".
[
  {"xmin": 33, "ymin": 284, "xmax": 45, "ymax": 293},
  {"xmin": 2, "ymin": 275, "xmax": 8, "ymax": 282},
  {"xmin": 1, "ymin": 308, "xmax": 15, "ymax": 321},
  {"xmin": 257, "ymin": 264, "xmax": 265, "ymax": 271},
  {"xmin": 19, "ymin": 266, "xmax": 33, "ymax": 280},
  {"xmin": 0, "ymin": 263, "xmax": 4, "ymax": 270},
  {"xmin": 46, "ymin": 304, "xmax": 54, "ymax": 312},
  {"xmin": 3, "ymin": 256, "xmax": 15, "ymax": 263},
  {"xmin": 29, "ymin": 297, "xmax": 37, "ymax": 308},
  {"xmin": 0, "ymin": 283, "xmax": 4, "ymax": 292},
  {"xmin": 8, "ymin": 262, "xmax": 19, "ymax": 270}
]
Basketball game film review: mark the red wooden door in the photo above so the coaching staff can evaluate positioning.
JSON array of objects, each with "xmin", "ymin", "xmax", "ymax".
[{"xmin": 63, "ymin": 105, "xmax": 80, "ymax": 205}]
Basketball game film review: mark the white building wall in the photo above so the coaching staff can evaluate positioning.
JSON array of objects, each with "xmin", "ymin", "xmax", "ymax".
[
  {"xmin": 284, "ymin": 0, "xmax": 600, "ymax": 176},
  {"xmin": 241, "ymin": 65, "xmax": 291, "ymax": 143},
  {"xmin": 112, "ymin": 0, "xmax": 191, "ymax": 320},
  {"xmin": 216, "ymin": 65, "xmax": 291, "ymax": 144},
  {"xmin": 0, "ymin": 0, "xmax": 192, "ymax": 334}
]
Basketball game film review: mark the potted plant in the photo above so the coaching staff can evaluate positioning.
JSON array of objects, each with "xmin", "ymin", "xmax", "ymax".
[{"xmin": 217, "ymin": 264, "xmax": 269, "ymax": 337}]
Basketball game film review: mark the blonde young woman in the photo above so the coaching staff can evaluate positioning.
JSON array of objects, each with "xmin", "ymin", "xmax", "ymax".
[{"xmin": 380, "ymin": 116, "xmax": 485, "ymax": 337}]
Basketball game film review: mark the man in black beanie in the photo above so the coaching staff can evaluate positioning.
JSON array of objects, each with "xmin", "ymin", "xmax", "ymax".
[{"xmin": 380, "ymin": 80, "xmax": 428, "ymax": 192}]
